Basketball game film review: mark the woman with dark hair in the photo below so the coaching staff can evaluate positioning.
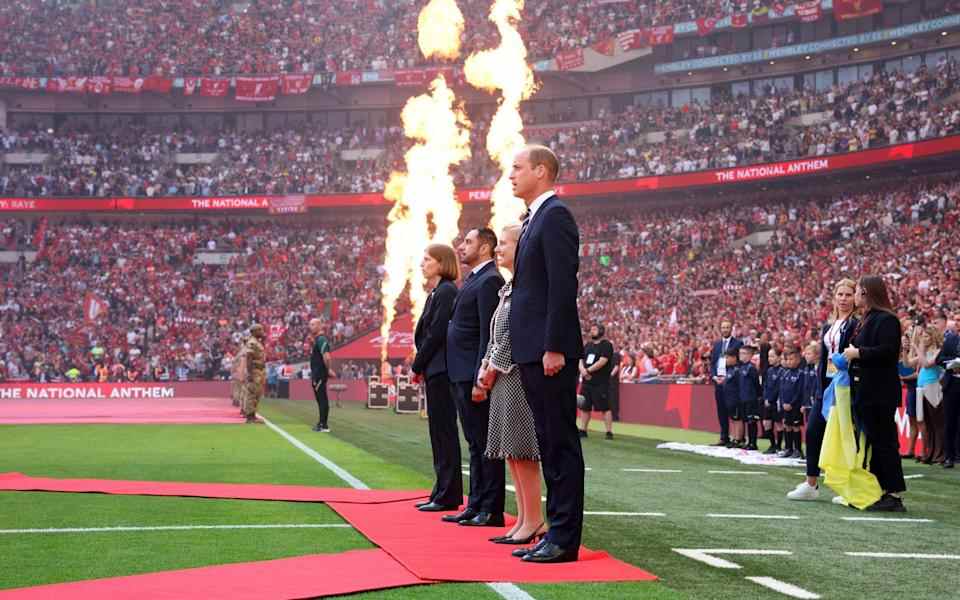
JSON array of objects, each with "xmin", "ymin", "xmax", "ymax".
[
  {"xmin": 411, "ymin": 243, "xmax": 463, "ymax": 512},
  {"xmin": 842, "ymin": 275, "xmax": 907, "ymax": 512},
  {"xmin": 788, "ymin": 278, "xmax": 858, "ymax": 501}
]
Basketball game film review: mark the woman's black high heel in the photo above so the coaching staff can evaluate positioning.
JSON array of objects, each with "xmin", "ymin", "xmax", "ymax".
[{"xmin": 494, "ymin": 524, "xmax": 546, "ymax": 545}]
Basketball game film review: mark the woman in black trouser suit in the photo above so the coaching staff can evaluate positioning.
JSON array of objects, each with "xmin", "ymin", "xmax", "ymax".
[
  {"xmin": 843, "ymin": 275, "xmax": 907, "ymax": 512},
  {"xmin": 411, "ymin": 244, "xmax": 463, "ymax": 511},
  {"xmin": 787, "ymin": 278, "xmax": 858, "ymax": 501}
]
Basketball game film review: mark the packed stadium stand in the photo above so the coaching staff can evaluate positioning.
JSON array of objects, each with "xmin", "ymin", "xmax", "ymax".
[{"xmin": 1, "ymin": 0, "xmax": 958, "ymax": 383}]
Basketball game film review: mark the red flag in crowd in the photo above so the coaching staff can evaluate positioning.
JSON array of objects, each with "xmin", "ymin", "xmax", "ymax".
[
  {"xmin": 796, "ymin": 0, "xmax": 823, "ymax": 22},
  {"xmin": 183, "ymin": 77, "xmax": 199, "ymax": 95},
  {"xmin": 592, "ymin": 37, "xmax": 616, "ymax": 56},
  {"xmin": 236, "ymin": 77, "xmax": 279, "ymax": 101},
  {"xmin": 83, "ymin": 293, "xmax": 108, "ymax": 323},
  {"xmin": 281, "ymin": 74, "xmax": 312, "ymax": 95},
  {"xmin": 731, "ymin": 13, "xmax": 749, "ymax": 27},
  {"xmin": 86, "ymin": 76, "xmax": 113, "ymax": 95},
  {"xmin": 696, "ymin": 17, "xmax": 718, "ymax": 36},
  {"xmin": 833, "ymin": 0, "xmax": 882, "ymax": 21},
  {"xmin": 200, "ymin": 78, "xmax": 230, "ymax": 97},
  {"xmin": 646, "ymin": 25, "xmax": 675, "ymax": 46},
  {"xmin": 616, "ymin": 29, "xmax": 646, "ymax": 51},
  {"xmin": 555, "ymin": 48, "xmax": 585, "ymax": 70},
  {"xmin": 46, "ymin": 77, "xmax": 88, "ymax": 93},
  {"xmin": 143, "ymin": 75, "xmax": 173, "ymax": 93},
  {"xmin": 112, "ymin": 77, "xmax": 145, "ymax": 94}
]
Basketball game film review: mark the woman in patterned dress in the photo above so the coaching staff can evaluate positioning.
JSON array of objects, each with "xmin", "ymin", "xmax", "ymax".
[{"xmin": 477, "ymin": 224, "xmax": 545, "ymax": 545}]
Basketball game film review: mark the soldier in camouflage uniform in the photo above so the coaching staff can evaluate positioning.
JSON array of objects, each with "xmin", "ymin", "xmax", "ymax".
[{"xmin": 243, "ymin": 325, "xmax": 267, "ymax": 423}]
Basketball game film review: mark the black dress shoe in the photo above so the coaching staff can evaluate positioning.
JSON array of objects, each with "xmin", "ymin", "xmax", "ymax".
[
  {"xmin": 866, "ymin": 493, "xmax": 906, "ymax": 513},
  {"xmin": 944, "ymin": 460, "xmax": 955, "ymax": 469},
  {"xmin": 521, "ymin": 542, "xmax": 579, "ymax": 563},
  {"xmin": 441, "ymin": 509, "xmax": 477, "ymax": 523},
  {"xmin": 512, "ymin": 538, "xmax": 548, "ymax": 557},
  {"xmin": 458, "ymin": 512, "xmax": 505, "ymax": 527},
  {"xmin": 414, "ymin": 500, "xmax": 432, "ymax": 509},
  {"xmin": 418, "ymin": 502, "xmax": 460, "ymax": 512}
]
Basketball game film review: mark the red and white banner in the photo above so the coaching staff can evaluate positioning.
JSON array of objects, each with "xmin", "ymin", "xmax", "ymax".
[
  {"xmin": 183, "ymin": 77, "xmax": 199, "ymax": 95},
  {"xmin": 85, "ymin": 76, "xmax": 113, "ymax": 95},
  {"xmin": 592, "ymin": 37, "xmax": 616, "ymax": 56},
  {"xmin": 143, "ymin": 75, "xmax": 173, "ymax": 94},
  {"xmin": 83, "ymin": 292, "xmax": 108, "ymax": 322},
  {"xmin": 111, "ymin": 76, "xmax": 145, "ymax": 94},
  {"xmin": 0, "ymin": 76, "xmax": 41, "ymax": 90},
  {"xmin": 268, "ymin": 195, "xmax": 307, "ymax": 214},
  {"xmin": 393, "ymin": 69, "xmax": 427, "ymax": 87},
  {"xmin": 5, "ymin": 136, "xmax": 960, "ymax": 213},
  {"xmin": 236, "ymin": 76, "xmax": 280, "ymax": 101},
  {"xmin": 696, "ymin": 17, "xmax": 718, "ymax": 36},
  {"xmin": 616, "ymin": 29, "xmax": 646, "ymax": 51},
  {"xmin": 200, "ymin": 78, "xmax": 230, "ymax": 97},
  {"xmin": 281, "ymin": 73, "xmax": 312, "ymax": 95},
  {"xmin": 555, "ymin": 48, "xmax": 585, "ymax": 71},
  {"xmin": 833, "ymin": 0, "xmax": 882, "ymax": 21},
  {"xmin": 797, "ymin": 0, "xmax": 823, "ymax": 22},
  {"xmin": 646, "ymin": 25, "xmax": 675, "ymax": 46},
  {"xmin": 46, "ymin": 77, "xmax": 88, "ymax": 93},
  {"xmin": 731, "ymin": 13, "xmax": 749, "ymax": 27},
  {"xmin": 335, "ymin": 71, "xmax": 362, "ymax": 86}
]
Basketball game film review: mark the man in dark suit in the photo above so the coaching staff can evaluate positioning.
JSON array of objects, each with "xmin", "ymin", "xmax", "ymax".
[
  {"xmin": 308, "ymin": 318, "xmax": 335, "ymax": 432},
  {"xmin": 935, "ymin": 312, "xmax": 960, "ymax": 468},
  {"xmin": 709, "ymin": 320, "xmax": 742, "ymax": 446},
  {"xmin": 508, "ymin": 145, "xmax": 584, "ymax": 564},
  {"xmin": 443, "ymin": 228, "xmax": 505, "ymax": 527}
]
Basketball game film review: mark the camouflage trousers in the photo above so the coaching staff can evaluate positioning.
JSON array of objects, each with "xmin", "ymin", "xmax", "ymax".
[{"xmin": 243, "ymin": 376, "xmax": 265, "ymax": 417}]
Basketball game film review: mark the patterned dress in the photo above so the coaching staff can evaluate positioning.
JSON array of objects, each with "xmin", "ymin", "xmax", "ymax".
[{"xmin": 483, "ymin": 280, "xmax": 541, "ymax": 461}]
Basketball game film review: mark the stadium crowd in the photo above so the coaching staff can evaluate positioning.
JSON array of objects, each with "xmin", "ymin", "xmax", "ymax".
[
  {"xmin": 0, "ymin": 0, "xmax": 824, "ymax": 77},
  {"xmin": 0, "ymin": 173, "xmax": 957, "ymax": 383},
  {"xmin": 2, "ymin": 58, "xmax": 958, "ymax": 197}
]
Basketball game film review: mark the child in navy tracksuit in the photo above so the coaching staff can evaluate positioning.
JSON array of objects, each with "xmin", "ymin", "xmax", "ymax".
[
  {"xmin": 762, "ymin": 348, "xmax": 784, "ymax": 454},
  {"xmin": 801, "ymin": 343, "xmax": 822, "ymax": 428},
  {"xmin": 722, "ymin": 348, "xmax": 743, "ymax": 447},
  {"xmin": 778, "ymin": 345, "xmax": 805, "ymax": 459},
  {"xmin": 738, "ymin": 345, "xmax": 762, "ymax": 450}
]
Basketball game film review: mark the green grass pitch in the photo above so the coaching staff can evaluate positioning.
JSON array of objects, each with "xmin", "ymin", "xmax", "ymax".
[{"xmin": 1, "ymin": 398, "xmax": 958, "ymax": 599}]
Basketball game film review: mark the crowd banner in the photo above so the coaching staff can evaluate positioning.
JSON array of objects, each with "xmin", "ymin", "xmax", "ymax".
[{"xmin": 3, "ymin": 136, "xmax": 960, "ymax": 213}]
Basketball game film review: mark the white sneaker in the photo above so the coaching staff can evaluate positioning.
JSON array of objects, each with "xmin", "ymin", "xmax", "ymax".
[
  {"xmin": 786, "ymin": 481, "xmax": 820, "ymax": 501},
  {"xmin": 832, "ymin": 495, "xmax": 848, "ymax": 506}
]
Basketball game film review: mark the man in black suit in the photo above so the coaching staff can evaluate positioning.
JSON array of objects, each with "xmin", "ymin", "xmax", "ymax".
[
  {"xmin": 442, "ymin": 228, "xmax": 505, "ymax": 527},
  {"xmin": 509, "ymin": 145, "xmax": 585, "ymax": 564},
  {"xmin": 709, "ymin": 321, "xmax": 742, "ymax": 446},
  {"xmin": 935, "ymin": 312, "xmax": 960, "ymax": 468},
  {"xmin": 308, "ymin": 318, "xmax": 335, "ymax": 432}
]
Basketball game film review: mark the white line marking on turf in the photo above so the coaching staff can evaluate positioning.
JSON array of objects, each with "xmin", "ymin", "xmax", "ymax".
[
  {"xmin": 842, "ymin": 516, "xmax": 933, "ymax": 523},
  {"xmin": 746, "ymin": 577, "xmax": 821, "ymax": 599},
  {"xmin": 486, "ymin": 582, "xmax": 538, "ymax": 600},
  {"xmin": 261, "ymin": 416, "xmax": 533, "ymax": 600},
  {"xmin": 260, "ymin": 415, "xmax": 369, "ymax": 490},
  {"xmin": 0, "ymin": 524, "xmax": 352, "ymax": 534},
  {"xmin": 585, "ymin": 511, "xmax": 666, "ymax": 517},
  {"xmin": 622, "ymin": 468, "xmax": 683, "ymax": 473},
  {"xmin": 903, "ymin": 474, "xmax": 925, "ymax": 480},
  {"xmin": 672, "ymin": 549, "xmax": 792, "ymax": 570},
  {"xmin": 707, "ymin": 514, "xmax": 800, "ymax": 520},
  {"xmin": 845, "ymin": 552, "xmax": 960, "ymax": 560},
  {"xmin": 708, "ymin": 470, "xmax": 767, "ymax": 475}
]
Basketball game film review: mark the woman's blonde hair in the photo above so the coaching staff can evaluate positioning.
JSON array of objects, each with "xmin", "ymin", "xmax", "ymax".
[
  {"xmin": 829, "ymin": 278, "xmax": 857, "ymax": 323},
  {"xmin": 426, "ymin": 243, "xmax": 460, "ymax": 281},
  {"xmin": 922, "ymin": 324, "xmax": 944, "ymax": 350}
]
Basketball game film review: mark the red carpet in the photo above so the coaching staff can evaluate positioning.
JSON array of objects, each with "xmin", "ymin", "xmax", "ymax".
[
  {"xmin": 0, "ymin": 549, "xmax": 429, "ymax": 599},
  {"xmin": 0, "ymin": 473, "xmax": 429, "ymax": 505},
  {"xmin": 329, "ymin": 499, "xmax": 657, "ymax": 583},
  {"xmin": 0, "ymin": 397, "xmax": 245, "ymax": 424}
]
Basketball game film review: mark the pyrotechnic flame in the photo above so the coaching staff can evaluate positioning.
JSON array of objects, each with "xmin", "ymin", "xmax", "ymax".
[
  {"xmin": 464, "ymin": 0, "xmax": 538, "ymax": 235},
  {"xmin": 379, "ymin": 74, "xmax": 471, "ymax": 363},
  {"xmin": 418, "ymin": 0, "xmax": 465, "ymax": 60}
]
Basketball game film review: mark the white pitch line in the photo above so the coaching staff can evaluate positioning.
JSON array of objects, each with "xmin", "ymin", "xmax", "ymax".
[
  {"xmin": 0, "ymin": 524, "xmax": 352, "ymax": 534},
  {"xmin": 585, "ymin": 511, "xmax": 666, "ymax": 517},
  {"xmin": 260, "ymin": 416, "xmax": 533, "ymax": 600},
  {"xmin": 845, "ymin": 552, "xmax": 960, "ymax": 560},
  {"xmin": 622, "ymin": 468, "xmax": 683, "ymax": 473},
  {"xmin": 672, "ymin": 548, "xmax": 792, "ymax": 570},
  {"xmin": 708, "ymin": 470, "xmax": 767, "ymax": 475},
  {"xmin": 746, "ymin": 577, "xmax": 821, "ymax": 599},
  {"xmin": 842, "ymin": 516, "xmax": 934, "ymax": 523},
  {"xmin": 260, "ymin": 415, "xmax": 369, "ymax": 490},
  {"xmin": 707, "ymin": 514, "xmax": 800, "ymax": 520},
  {"xmin": 903, "ymin": 474, "xmax": 925, "ymax": 480}
]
